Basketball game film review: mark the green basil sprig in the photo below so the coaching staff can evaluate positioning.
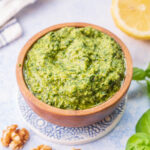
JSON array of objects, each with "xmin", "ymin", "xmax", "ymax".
[
  {"xmin": 126, "ymin": 63, "xmax": 150, "ymax": 149},
  {"xmin": 126, "ymin": 133, "xmax": 150, "ymax": 150},
  {"xmin": 147, "ymin": 80, "xmax": 150, "ymax": 98},
  {"xmin": 126, "ymin": 109, "xmax": 150, "ymax": 150},
  {"xmin": 146, "ymin": 63, "xmax": 150, "ymax": 78},
  {"xmin": 133, "ymin": 63, "xmax": 150, "ymax": 98},
  {"xmin": 136, "ymin": 109, "xmax": 150, "ymax": 135}
]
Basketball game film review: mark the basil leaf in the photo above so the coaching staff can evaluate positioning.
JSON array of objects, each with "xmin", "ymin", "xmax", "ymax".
[
  {"xmin": 133, "ymin": 67, "xmax": 146, "ymax": 81},
  {"xmin": 126, "ymin": 133, "xmax": 150, "ymax": 150},
  {"xmin": 146, "ymin": 63, "xmax": 150, "ymax": 78},
  {"xmin": 136, "ymin": 109, "xmax": 150, "ymax": 134},
  {"xmin": 147, "ymin": 80, "xmax": 150, "ymax": 98}
]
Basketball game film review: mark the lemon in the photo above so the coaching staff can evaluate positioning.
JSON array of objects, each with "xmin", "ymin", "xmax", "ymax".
[{"xmin": 111, "ymin": 0, "xmax": 150, "ymax": 39}]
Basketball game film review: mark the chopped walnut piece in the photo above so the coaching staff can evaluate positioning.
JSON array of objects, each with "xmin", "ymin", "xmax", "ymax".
[
  {"xmin": 1, "ymin": 125, "xmax": 29, "ymax": 150},
  {"xmin": 1, "ymin": 124, "xmax": 18, "ymax": 147},
  {"xmin": 17, "ymin": 128, "xmax": 29, "ymax": 144},
  {"xmin": 31, "ymin": 145, "xmax": 52, "ymax": 150}
]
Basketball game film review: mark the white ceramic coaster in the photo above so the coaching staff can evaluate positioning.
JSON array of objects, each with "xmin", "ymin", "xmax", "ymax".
[{"xmin": 17, "ymin": 92, "xmax": 126, "ymax": 145}]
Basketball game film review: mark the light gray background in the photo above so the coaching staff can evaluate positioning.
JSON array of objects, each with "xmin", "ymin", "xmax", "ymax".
[{"xmin": 0, "ymin": 0, "xmax": 150, "ymax": 149}]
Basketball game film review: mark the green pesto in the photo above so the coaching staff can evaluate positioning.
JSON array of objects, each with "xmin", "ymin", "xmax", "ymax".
[{"xmin": 23, "ymin": 27, "xmax": 125, "ymax": 110}]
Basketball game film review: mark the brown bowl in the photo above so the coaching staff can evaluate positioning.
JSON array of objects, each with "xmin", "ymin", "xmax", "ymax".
[{"xmin": 16, "ymin": 22, "xmax": 132, "ymax": 127}]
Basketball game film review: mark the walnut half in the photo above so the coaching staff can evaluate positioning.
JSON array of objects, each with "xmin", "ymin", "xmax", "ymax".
[
  {"xmin": 1, "ymin": 124, "xmax": 29, "ymax": 150},
  {"xmin": 31, "ymin": 145, "xmax": 52, "ymax": 150}
]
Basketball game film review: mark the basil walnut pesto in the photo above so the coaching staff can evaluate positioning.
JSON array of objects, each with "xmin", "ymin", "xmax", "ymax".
[{"xmin": 23, "ymin": 27, "xmax": 125, "ymax": 110}]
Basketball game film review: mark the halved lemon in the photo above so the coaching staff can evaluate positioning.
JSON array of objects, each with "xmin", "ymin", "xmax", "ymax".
[{"xmin": 111, "ymin": 0, "xmax": 150, "ymax": 39}]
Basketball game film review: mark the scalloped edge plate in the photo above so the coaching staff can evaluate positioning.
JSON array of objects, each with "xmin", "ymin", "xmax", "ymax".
[{"xmin": 17, "ymin": 91, "xmax": 127, "ymax": 145}]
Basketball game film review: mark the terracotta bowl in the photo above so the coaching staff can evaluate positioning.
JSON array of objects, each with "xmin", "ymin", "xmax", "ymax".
[{"xmin": 16, "ymin": 22, "xmax": 133, "ymax": 127}]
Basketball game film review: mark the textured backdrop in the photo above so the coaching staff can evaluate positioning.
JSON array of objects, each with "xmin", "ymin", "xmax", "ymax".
[{"xmin": 0, "ymin": 0, "xmax": 150, "ymax": 150}]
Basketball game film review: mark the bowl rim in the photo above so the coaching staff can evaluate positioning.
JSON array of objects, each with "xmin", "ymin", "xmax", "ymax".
[{"xmin": 16, "ymin": 22, "xmax": 133, "ymax": 116}]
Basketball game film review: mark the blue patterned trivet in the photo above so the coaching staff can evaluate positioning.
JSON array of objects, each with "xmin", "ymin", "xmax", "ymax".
[{"xmin": 17, "ymin": 92, "xmax": 126, "ymax": 145}]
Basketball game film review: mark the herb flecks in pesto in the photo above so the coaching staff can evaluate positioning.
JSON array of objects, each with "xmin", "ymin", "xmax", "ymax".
[{"xmin": 23, "ymin": 27, "xmax": 125, "ymax": 110}]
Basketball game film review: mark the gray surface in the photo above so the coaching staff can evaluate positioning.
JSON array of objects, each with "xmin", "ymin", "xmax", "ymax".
[{"xmin": 0, "ymin": 0, "xmax": 150, "ymax": 149}]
